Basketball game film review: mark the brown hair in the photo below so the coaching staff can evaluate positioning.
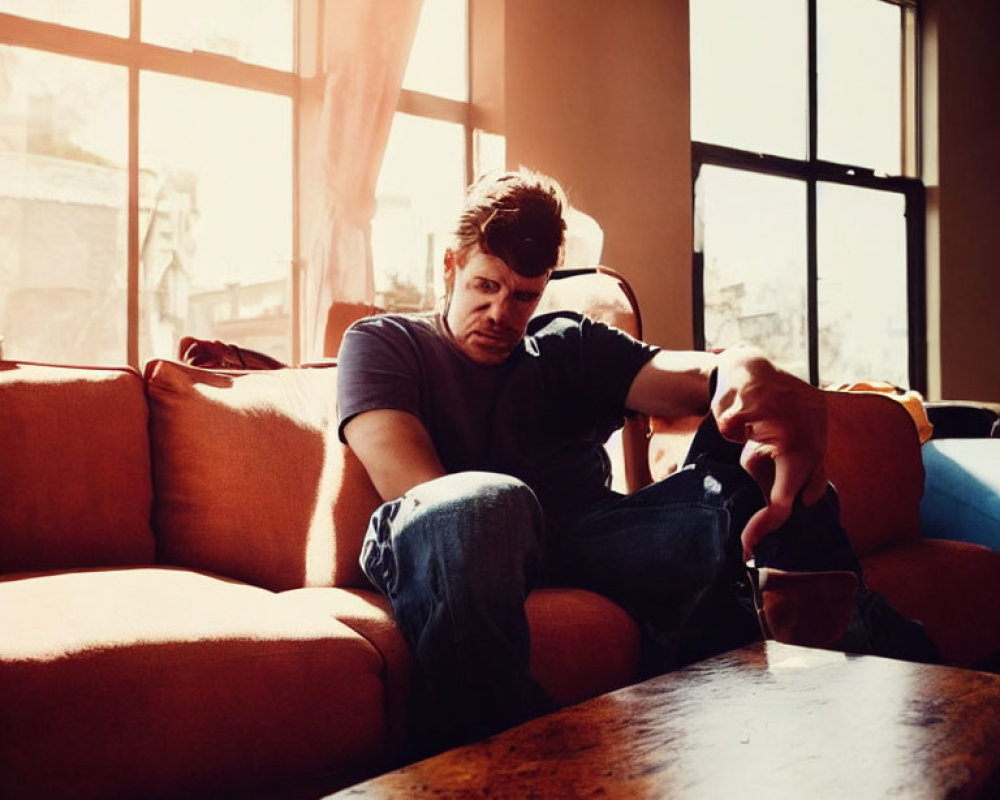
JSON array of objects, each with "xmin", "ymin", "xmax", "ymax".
[{"xmin": 453, "ymin": 170, "xmax": 567, "ymax": 277}]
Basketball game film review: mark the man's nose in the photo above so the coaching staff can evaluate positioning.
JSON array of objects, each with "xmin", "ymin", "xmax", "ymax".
[{"xmin": 486, "ymin": 294, "xmax": 513, "ymax": 326}]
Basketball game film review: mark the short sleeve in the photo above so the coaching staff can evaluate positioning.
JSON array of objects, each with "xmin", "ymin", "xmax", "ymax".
[
  {"xmin": 578, "ymin": 315, "xmax": 659, "ymax": 413},
  {"xmin": 527, "ymin": 312, "xmax": 659, "ymax": 420},
  {"xmin": 336, "ymin": 316, "xmax": 423, "ymax": 442}
]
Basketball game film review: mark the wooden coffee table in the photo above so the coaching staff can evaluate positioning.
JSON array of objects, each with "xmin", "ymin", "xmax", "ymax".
[{"xmin": 328, "ymin": 641, "xmax": 1000, "ymax": 799}]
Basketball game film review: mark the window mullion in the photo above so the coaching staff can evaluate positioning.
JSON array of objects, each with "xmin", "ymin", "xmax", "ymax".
[
  {"xmin": 905, "ymin": 187, "xmax": 927, "ymax": 394},
  {"xmin": 808, "ymin": 0, "xmax": 818, "ymax": 164},
  {"xmin": 127, "ymin": 64, "xmax": 140, "ymax": 367},
  {"xmin": 397, "ymin": 90, "xmax": 469, "ymax": 125},
  {"xmin": 807, "ymin": 0, "xmax": 819, "ymax": 385},
  {"xmin": 125, "ymin": 0, "xmax": 140, "ymax": 367},
  {"xmin": 806, "ymin": 177, "xmax": 819, "ymax": 386},
  {"xmin": 0, "ymin": 13, "xmax": 294, "ymax": 96}
]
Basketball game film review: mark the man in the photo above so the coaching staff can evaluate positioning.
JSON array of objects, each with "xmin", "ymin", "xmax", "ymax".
[{"xmin": 337, "ymin": 170, "xmax": 934, "ymax": 756}]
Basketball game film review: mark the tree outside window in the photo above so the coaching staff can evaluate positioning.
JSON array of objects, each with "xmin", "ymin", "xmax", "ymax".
[{"xmin": 690, "ymin": 0, "xmax": 924, "ymax": 390}]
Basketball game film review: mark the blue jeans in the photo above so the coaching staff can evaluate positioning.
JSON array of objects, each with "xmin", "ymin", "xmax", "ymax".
[
  {"xmin": 359, "ymin": 471, "xmax": 549, "ymax": 755},
  {"xmin": 358, "ymin": 419, "xmax": 928, "ymax": 755}
]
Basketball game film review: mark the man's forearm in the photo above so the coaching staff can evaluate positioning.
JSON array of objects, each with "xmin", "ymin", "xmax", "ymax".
[
  {"xmin": 343, "ymin": 409, "xmax": 448, "ymax": 502},
  {"xmin": 624, "ymin": 349, "xmax": 718, "ymax": 419}
]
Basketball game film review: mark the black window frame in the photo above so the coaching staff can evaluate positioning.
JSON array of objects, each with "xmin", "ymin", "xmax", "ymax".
[{"xmin": 691, "ymin": 0, "xmax": 926, "ymax": 393}]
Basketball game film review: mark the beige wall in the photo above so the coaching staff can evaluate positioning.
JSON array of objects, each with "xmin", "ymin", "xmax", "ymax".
[
  {"xmin": 504, "ymin": 0, "xmax": 692, "ymax": 350},
  {"xmin": 924, "ymin": 0, "xmax": 1000, "ymax": 401},
  {"xmin": 503, "ymin": 0, "xmax": 1000, "ymax": 400}
]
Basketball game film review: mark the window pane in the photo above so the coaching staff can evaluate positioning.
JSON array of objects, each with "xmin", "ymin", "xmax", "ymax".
[
  {"xmin": 402, "ymin": 0, "xmax": 468, "ymax": 101},
  {"xmin": 818, "ymin": 183, "xmax": 908, "ymax": 386},
  {"xmin": 474, "ymin": 129, "xmax": 506, "ymax": 177},
  {"xmin": 0, "ymin": 46, "xmax": 128, "ymax": 364},
  {"xmin": 817, "ymin": 0, "xmax": 902, "ymax": 175},
  {"xmin": 690, "ymin": 0, "xmax": 807, "ymax": 158},
  {"xmin": 141, "ymin": 0, "xmax": 293, "ymax": 71},
  {"xmin": 0, "ymin": 0, "xmax": 128, "ymax": 37},
  {"xmin": 697, "ymin": 166, "xmax": 808, "ymax": 379},
  {"xmin": 373, "ymin": 113, "xmax": 465, "ymax": 312},
  {"xmin": 140, "ymin": 73, "xmax": 292, "ymax": 364}
]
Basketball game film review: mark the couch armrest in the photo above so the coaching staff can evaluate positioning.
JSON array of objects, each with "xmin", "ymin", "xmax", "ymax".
[{"xmin": 826, "ymin": 391, "xmax": 925, "ymax": 556}]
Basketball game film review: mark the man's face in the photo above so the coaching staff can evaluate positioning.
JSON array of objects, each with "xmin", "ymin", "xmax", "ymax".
[{"xmin": 443, "ymin": 245, "xmax": 549, "ymax": 366}]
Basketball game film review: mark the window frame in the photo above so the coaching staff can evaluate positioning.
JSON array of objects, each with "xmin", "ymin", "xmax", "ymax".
[
  {"xmin": 0, "ymin": 1, "xmax": 488, "ymax": 365},
  {"xmin": 691, "ymin": 0, "xmax": 926, "ymax": 392},
  {"xmin": 0, "ymin": 3, "xmax": 299, "ymax": 366},
  {"xmin": 396, "ymin": 0, "xmax": 475, "ymax": 179}
]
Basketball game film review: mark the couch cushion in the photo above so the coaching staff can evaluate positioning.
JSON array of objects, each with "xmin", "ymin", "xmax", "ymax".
[
  {"xmin": 526, "ymin": 587, "xmax": 642, "ymax": 707},
  {"xmin": 0, "ymin": 567, "xmax": 386, "ymax": 799},
  {"xmin": 861, "ymin": 538, "xmax": 1000, "ymax": 667},
  {"xmin": 280, "ymin": 587, "xmax": 413, "ymax": 756},
  {"xmin": 145, "ymin": 359, "xmax": 380, "ymax": 591},
  {"xmin": 0, "ymin": 361, "xmax": 155, "ymax": 573},
  {"xmin": 282, "ymin": 585, "xmax": 642, "ymax": 757}
]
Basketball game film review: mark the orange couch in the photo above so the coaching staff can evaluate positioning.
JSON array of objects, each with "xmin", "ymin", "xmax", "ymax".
[
  {"xmin": 3, "ymin": 356, "xmax": 1000, "ymax": 800},
  {"xmin": 0, "ymin": 359, "xmax": 639, "ymax": 800}
]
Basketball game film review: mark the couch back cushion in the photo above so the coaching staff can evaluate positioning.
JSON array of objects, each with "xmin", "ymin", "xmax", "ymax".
[
  {"xmin": 0, "ymin": 362, "xmax": 155, "ymax": 572},
  {"xmin": 145, "ymin": 359, "xmax": 380, "ymax": 591},
  {"xmin": 825, "ymin": 390, "xmax": 924, "ymax": 555}
]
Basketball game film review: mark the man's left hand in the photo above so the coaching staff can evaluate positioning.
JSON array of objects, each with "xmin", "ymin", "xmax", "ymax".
[{"xmin": 711, "ymin": 348, "xmax": 829, "ymax": 559}]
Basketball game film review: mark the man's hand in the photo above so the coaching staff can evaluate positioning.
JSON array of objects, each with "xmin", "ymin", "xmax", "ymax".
[{"xmin": 711, "ymin": 347, "xmax": 829, "ymax": 559}]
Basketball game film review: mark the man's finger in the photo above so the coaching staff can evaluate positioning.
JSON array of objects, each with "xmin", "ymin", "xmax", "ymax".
[
  {"xmin": 740, "ymin": 455, "xmax": 804, "ymax": 558},
  {"xmin": 741, "ymin": 502, "xmax": 790, "ymax": 560},
  {"xmin": 714, "ymin": 408, "xmax": 748, "ymax": 443},
  {"xmin": 740, "ymin": 441, "xmax": 775, "ymax": 492},
  {"xmin": 768, "ymin": 454, "xmax": 809, "ymax": 516}
]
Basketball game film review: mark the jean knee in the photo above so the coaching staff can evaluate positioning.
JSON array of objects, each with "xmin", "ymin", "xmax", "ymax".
[
  {"xmin": 408, "ymin": 472, "xmax": 542, "ymax": 563},
  {"xmin": 467, "ymin": 472, "xmax": 542, "ymax": 525}
]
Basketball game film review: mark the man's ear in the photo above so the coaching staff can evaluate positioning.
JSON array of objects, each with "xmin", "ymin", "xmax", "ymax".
[{"xmin": 443, "ymin": 248, "xmax": 457, "ymax": 289}]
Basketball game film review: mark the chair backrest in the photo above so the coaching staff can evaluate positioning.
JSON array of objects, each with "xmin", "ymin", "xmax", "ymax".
[
  {"xmin": 537, "ymin": 266, "xmax": 644, "ymax": 341},
  {"xmin": 324, "ymin": 301, "xmax": 382, "ymax": 358},
  {"xmin": 536, "ymin": 266, "xmax": 652, "ymax": 493}
]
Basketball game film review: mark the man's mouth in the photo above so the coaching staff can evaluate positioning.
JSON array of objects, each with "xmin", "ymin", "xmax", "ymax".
[
  {"xmin": 473, "ymin": 329, "xmax": 510, "ymax": 344},
  {"xmin": 471, "ymin": 330, "xmax": 515, "ymax": 352}
]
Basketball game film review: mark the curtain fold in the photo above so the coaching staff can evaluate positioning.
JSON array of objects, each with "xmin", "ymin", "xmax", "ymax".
[{"xmin": 298, "ymin": 0, "xmax": 423, "ymax": 359}]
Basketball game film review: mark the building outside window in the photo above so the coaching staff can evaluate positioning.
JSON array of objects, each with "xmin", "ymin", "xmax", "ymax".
[
  {"xmin": 690, "ymin": 0, "xmax": 924, "ymax": 391},
  {"xmin": 0, "ymin": 0, "xmax": 295, "ymax": 366},
  {"xmin": 0, "ymin": 0, "xmax": 488, "ymax": 365}
]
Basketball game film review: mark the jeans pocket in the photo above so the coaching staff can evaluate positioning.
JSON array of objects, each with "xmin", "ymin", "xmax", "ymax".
[{"xmin": 359, "ymin": 500, "xmax": 401, "ymax": 598}]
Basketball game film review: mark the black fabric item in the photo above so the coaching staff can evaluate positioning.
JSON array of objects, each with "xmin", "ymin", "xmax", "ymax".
[
  {"xmin": 683, "ymin": 413, "xmax": 941, "ymax": 664},
  {"xmin": 926, "ymin": 404, "xmax": 1000, "ymax": 439}
]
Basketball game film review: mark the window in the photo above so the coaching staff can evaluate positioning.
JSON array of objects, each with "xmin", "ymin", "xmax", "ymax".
[
  {"xmin": 0, "ymin": 2, "xmax": 295, "ymax": 365},
  {"xmin": 0, "ymin": 1, "xmax": 494, "ymax": 363},
  {"xmin": 690, "ymin": 0, "xmax": 924, "ymax": 390},
  {"xmin": 0, "ymin": 46, "xmax": 129, "ymax": 364},
  {"xmin": 374, "ymin": 113, "xmax": 466, "ymax": 312},
  {"xmin": 372, "ymin": 0, "xmax": 505, "ymax": 314}
]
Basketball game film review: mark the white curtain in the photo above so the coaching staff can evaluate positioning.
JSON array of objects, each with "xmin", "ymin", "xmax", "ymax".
[{"xmin": 298, "ymin": 0, "xmax": 423, "ymax": 359}]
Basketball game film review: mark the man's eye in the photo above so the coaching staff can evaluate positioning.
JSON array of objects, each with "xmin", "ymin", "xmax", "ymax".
[
  {"xmin": 514, "ymin": 292, "xmax": 540, "ymax": 303},
  {"xmin": 476, "ymin": 279, "xmax": 499, "ymax": 292}
]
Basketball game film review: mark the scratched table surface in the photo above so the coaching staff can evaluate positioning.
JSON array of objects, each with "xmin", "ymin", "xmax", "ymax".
[{"xmin": 328, "ymin": 641, "xmax": 1000, "ymax": 799}]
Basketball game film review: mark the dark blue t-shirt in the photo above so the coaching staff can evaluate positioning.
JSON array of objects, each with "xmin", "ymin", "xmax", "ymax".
[{"xmin": 337, "ymin": 311, "xmax": 658, "ymax": 520}]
